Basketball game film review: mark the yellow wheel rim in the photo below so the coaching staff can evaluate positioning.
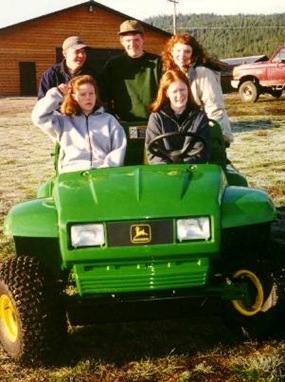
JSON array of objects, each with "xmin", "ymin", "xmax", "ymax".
[
  {"xmin": 0, "ymin": 294, "xmax": 19, "ymax": 342},
  {"xmin": 232, "ymin": 269, "xmax": 264, "ymax": 317}
]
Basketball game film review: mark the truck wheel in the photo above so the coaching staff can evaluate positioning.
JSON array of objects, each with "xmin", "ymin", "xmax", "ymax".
[
  {"xmin": 239, "ymin": 81, "xmax": 260, "ymax": 102},
  {"xmin": 0, "ymin": 256, "xmax": 67, "ymax": 365},
  {"xmin": 222, "ymin": 262, "xmax": 283, "ymax": 339}
]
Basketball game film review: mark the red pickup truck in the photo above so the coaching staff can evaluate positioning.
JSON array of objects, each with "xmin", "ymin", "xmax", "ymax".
[{"xmin": 231, "ymin": 44, "xmax": 285, "ymax": 102}]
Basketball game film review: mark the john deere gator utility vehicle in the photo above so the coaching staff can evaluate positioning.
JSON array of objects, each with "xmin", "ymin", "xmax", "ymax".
[{"xmin": 0, "ymin": 120, "xmax": 283, "ymax": 365}]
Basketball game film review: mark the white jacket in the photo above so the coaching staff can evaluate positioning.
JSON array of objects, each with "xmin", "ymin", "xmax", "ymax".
[
  {"xmin": 32, "ymin": 88, "xmax": 127, "ymax": 173},
  {"xmin": 187, "ymin": 66, "xmax": 233, "ymax": 143}
]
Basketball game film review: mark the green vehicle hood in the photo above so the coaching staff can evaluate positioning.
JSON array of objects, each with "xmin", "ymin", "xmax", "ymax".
[{"xmin": 54, "ymin": 164, "xmax": 225, "ymax": 223}]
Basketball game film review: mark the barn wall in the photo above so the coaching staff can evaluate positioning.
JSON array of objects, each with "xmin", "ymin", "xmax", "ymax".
[{"xmin": 0, "ymin": 3, "xmax": 170, "ymax": 96}]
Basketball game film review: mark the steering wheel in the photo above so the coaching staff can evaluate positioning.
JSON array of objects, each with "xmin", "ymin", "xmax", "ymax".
[{"xmin": 147, "ymin": 131, "xmax": 206, "ymax": 163}]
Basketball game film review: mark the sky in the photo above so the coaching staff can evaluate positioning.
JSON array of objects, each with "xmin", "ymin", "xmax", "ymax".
[{"xmin": 0, "ymin": 0, "xmax": 284, "ymax": 28}]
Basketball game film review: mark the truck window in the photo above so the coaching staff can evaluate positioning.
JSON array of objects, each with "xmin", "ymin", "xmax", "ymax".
[{"xmin": 272, "ymin": 48, "xmax": 285, "ymax": 63}]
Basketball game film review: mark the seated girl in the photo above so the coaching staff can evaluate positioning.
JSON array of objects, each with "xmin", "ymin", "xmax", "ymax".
[
  {"xmin": 145, "ymin": 69, "xmax": 210, "ymax": 164},
  {"xmin": 32, "ymin": 75, "xmax": 126, "ymax": 174}
]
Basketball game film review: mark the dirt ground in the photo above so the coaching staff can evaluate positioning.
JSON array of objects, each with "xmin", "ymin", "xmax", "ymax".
[{"xmin": 0, "ymin": 96, "xmax": 36, "ymax": 115}]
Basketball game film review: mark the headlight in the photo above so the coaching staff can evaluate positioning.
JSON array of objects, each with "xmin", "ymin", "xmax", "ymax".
[
  {"xmin": 177, "ymin": 217, "xmax": 210, "ymax": 242},
  {"xmin": 70, "ymin": 224, "xmax": 105, "ymax": 248}
]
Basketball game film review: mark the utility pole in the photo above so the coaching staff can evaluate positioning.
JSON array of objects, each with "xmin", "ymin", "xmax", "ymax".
[{"xmin": 167, "ymin": 0, "xmax": 178, "ymax": 35}]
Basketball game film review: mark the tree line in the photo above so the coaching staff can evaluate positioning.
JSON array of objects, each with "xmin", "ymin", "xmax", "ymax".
[{"xmin": 144, "ymin": 13, "xmax": 285, "ymax": 59}]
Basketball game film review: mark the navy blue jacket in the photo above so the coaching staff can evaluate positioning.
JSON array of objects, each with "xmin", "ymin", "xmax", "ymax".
[{"xmin": 37, "ymin": 60, "xmax": 96, "ymax": 99}]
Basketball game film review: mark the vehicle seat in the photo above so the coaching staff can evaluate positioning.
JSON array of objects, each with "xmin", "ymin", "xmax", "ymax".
[
  {"xmin": 121, "ymin": 121, "xmax": 147, "ymax": 165},
  {"xmin": 208, "ymin": 119, "xmax": 227, "ymax": 166}
]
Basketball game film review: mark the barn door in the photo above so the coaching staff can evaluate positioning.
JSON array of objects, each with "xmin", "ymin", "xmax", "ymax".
[{"xmin": 19, "ymin": 62, "xmax": 37, "ymax": 96}]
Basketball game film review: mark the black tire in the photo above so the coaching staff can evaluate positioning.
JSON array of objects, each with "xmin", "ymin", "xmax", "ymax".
[
  {"xmin": 0, "ymin": 256, "xmax": 67, "ymax": 365},
  {"xmin": 222, "ymin": 261, "xmax": 283, "ymax": 339},
  {"xmin": 239, "ymin": 81, "xmax": 260, "ymax": 103}
]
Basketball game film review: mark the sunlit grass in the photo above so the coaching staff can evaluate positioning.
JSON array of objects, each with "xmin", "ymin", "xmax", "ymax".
[{"xmin": 227, "ymin": 116, "xmax": 285, "ymax": 206}]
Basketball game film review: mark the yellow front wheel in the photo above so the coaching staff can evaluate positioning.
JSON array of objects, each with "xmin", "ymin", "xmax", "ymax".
[
  {"xmin": 0, "ymin": 294, "xmax": 19, "ymax": 342},
  {"xmin": 232, "ymin": 269, "xmax": 264, "ymax": 316}
]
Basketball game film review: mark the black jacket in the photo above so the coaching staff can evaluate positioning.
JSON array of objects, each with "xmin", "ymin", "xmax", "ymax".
[{"xmin": 145, "ymin": 104, "xmax": 210, "ymax": 164}]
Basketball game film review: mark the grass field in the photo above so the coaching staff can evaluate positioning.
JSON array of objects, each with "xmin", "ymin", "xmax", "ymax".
[{"xmin": 0, "ymin": 94, "xmax": 284, "ymax": 381}]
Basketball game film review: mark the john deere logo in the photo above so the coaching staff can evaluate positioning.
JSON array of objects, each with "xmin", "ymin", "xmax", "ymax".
[{"xmin": 130, "ymin": 224, "xmax": 151, "ymax": 244}]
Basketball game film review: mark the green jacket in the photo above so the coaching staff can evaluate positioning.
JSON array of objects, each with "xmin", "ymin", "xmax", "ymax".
[{"xmin": 99, "ymin": 52, "xmax": 162, "ymax": 122}]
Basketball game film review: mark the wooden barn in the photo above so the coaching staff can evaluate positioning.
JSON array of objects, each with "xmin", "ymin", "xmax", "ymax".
[{"xmin": 0, "ymin": 1, "xmax": 171, "ymax": 96}]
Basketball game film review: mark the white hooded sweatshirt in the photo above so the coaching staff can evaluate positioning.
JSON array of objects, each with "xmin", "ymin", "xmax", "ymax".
[
  {"xmin": 187, "ymin": 65, "xmax": 233, "ymax": 144},
  {"xmin": 32, "ymin": 87, "xmax": 127, "ymax": 173}
]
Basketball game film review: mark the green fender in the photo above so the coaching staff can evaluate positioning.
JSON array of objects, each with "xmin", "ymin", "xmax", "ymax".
[
  {"xmin": 222, "ymin": 186, "xmax": 276, "ymax": 228},
  {"xmin": 4, "ymin": 197, "xmax": 58, "ymax": 238}
]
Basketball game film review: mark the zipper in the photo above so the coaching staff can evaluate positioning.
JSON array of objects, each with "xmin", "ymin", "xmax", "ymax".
[{"xmin": 85, "ymin": 115, "xmax": 93, "ymax": 166}]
